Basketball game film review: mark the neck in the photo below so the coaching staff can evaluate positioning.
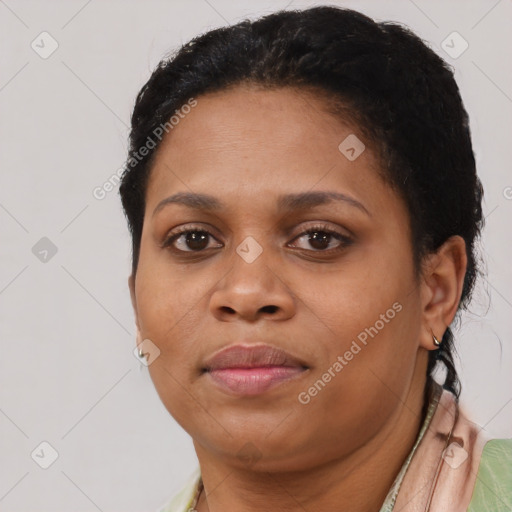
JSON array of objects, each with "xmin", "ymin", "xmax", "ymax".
[{"xmin": 195, "ymin": 352, "xmax": 429, "ymax": 512}]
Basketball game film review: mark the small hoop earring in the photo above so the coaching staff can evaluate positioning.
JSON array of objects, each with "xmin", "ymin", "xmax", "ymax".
[
  {"xmin": 431, "ymin": 329, "xmax": 441, "ymax": 347},
  {"xmin": 136, "ymin": 331, "xmax": 145, "ymax": 360}
]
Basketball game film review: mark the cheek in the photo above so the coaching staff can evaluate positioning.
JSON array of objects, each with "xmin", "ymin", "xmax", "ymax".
[
  {"xmin": 292, "ymin": 300, "xmax": 421, "ymax": 463},
  {"xmin": 134, "ymin": 260, "xmax": 208, "ymax": 427},
  {"xmin": 304, "ymin": 257, "xmax": 410, "ymax": 351},
  {"xmin": 135, "ymin": 237, "xmax": 194, "ymax": 339},
  {"xmin": 296, "ymin": 246, "xmax": 420, "ymax": 412},
  {"xmin": 134, "ymin": 244, "xmax": 220, "ymax": 385}
]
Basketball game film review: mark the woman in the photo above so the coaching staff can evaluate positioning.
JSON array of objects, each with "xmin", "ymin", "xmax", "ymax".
[{"xmin": 119, "ymin": 6, "xmax": 511, "ymax": 511}]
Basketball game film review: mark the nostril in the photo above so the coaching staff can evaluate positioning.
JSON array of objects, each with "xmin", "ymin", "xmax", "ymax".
[{"xmin": 261, "ymin": 305, "xmax": 278, "ymax": 314}]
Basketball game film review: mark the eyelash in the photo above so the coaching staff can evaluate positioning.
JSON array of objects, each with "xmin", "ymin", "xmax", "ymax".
[{"xmin": 161, "ymin": 223, "xmax": 353, "ymax": 255}]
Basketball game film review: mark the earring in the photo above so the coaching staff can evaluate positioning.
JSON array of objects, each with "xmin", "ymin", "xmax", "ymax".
[
  {"xmin": 136, "ymin": 331, "xmax": 145, "ymax": 359},
  {"xmin": 431, "ymin": 329, "xmax": 441, "ymax": 347}
]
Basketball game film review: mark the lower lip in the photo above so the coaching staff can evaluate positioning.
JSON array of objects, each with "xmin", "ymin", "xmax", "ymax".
[{"xmin": 206, "ymin": 366, "xmax": 306, "ymax": 396}]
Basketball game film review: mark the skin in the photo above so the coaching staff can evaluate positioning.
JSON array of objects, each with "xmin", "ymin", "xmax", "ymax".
[{"xmin": 129, "ymin": 85, "xmax": 467, "ymax": 511}]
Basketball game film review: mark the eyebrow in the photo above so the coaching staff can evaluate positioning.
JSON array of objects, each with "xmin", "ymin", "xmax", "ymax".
[{"xmin": 152, "ymin": 190, "xmax": 370, "ymax": 217}]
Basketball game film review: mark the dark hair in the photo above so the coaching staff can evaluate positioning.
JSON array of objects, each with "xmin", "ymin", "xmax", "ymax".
[{"xmin": 119, "ymin": 6, "xmax": 484, "ymax": 399}]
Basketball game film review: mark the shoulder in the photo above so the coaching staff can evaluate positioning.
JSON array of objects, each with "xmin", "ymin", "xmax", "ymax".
[
  {"xmin": 468, "ymin": 438, "xmax": 512, "ymax": 512},
  {"xmin": 157, "ymin": 468, "xmax": 201, "ymax": 512}
]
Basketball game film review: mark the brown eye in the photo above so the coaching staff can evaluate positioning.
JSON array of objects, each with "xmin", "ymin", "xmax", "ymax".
[
  {"xmin": 289, "ymin": 225, "xmax": 353, "ymax": 252},
  {"xmin": 162, "ymin": 223, "xmax": 352, "ymax": 256},
  {"xmin": 163, "ymin": 228, "xmax": 222, "ymax": 252}
]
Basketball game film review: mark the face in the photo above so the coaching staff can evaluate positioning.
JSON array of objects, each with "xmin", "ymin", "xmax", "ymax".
[{"xmin": 130, "ymin": 85, "xmax": 426, "ymax": 471}]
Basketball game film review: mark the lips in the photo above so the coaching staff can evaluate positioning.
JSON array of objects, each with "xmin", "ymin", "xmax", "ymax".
[
  {"xmin": 203, "ymin": 344, "xmax": 309, "ymax": 396},
  {"xmin": 203, "ymin": 344, "xmax": 308, "ymax": 371}
]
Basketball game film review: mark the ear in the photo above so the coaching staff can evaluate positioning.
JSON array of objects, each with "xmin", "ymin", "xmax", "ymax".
[
  {"xmin": 419, "ymin": 235, "xmax": 467, "ymax": 350},
  {"xmin": 128, "ymin": 274, "xmax": 142, "ymax": 345}
]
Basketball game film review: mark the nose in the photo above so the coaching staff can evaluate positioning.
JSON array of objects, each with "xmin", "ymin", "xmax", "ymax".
[{"xmin": 209, "ymin": 249, "xmax": 296, "ymax": 323}]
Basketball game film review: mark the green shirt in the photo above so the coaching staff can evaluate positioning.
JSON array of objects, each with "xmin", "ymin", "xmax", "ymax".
[{"xmin": 467, "ymin": 438, "xmax": 512, "ymax": 512}]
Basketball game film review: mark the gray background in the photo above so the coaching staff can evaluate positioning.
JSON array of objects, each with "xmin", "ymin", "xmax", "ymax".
[{"xmin": 0, "ymin": 0, "xmax": 511, "ymax": 510}]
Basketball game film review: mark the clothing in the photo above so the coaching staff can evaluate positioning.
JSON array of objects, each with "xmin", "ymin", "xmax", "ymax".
[{"xmin": 158, "ymin": 384, "xmax": 512, "ymax": 511}]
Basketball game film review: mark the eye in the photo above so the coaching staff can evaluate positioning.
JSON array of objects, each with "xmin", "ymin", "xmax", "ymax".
[
  {"xmin": 288, "ymin": 224, "xmax": 353, "ymax": 253},
  {"xmin": 162, "ymin": 226, "xmax": 222, "ymax": 253},
  {"xmin": 162, "ymin": 223, "xmax": 353, "ymax": 255}
]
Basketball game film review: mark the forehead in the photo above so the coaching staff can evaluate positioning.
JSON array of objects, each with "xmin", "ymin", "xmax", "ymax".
[{"xmin": 145, "ymin": 85, "xmax": 389, "ymax": 216}]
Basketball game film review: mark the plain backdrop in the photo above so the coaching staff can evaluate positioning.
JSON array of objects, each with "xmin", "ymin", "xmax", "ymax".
[{"xmin": 0, "ymin": 0, "xmax": 511, "ymax": 510}]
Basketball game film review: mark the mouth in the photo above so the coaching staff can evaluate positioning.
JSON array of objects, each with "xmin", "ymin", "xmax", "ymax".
[{"xmin": 202, "ymin": 344, "xmax": 309, "ymax": 396}]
